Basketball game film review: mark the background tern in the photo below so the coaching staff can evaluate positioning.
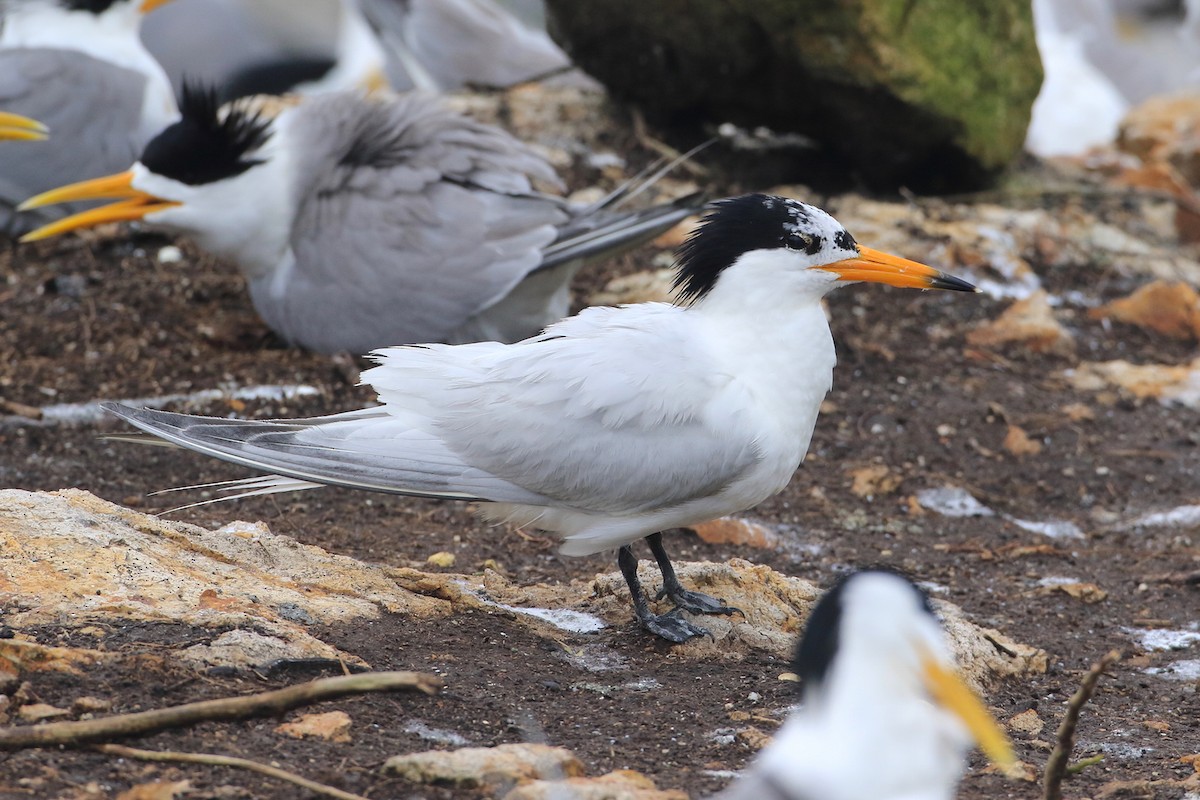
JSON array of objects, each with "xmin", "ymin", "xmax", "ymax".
[
  {"xmin": 102, "ymin": 194, "xmax": 977, "ymax": 642},
  {"xmin": 20, "ymin": 85, "xmax": 700, "ymax": 353},
  {"xmin": 713, "ymin": 570, "xmax": 1016, "ymax": 800},
  {"xmin": 0, "ymin": 0, "xmax": 178, "ymax": 235}
]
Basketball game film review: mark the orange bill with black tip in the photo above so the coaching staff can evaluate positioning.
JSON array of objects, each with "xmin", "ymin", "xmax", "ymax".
[
  {"xmin": 18, "ymin": 171, "xmax": 179, "ymax": 243},
  {"xmin": 818, "ymin": 245, "xmax": 977, "ymax": 292},
  {"xmin": 0, "ymin": 111, "xmax": 48, "ymax": 142}
]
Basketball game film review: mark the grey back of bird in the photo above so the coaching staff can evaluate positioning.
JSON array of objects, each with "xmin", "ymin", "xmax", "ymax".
[
  {"xmin": 261, "ymin": 90, "xmax": 572, "ymax": 352},
  {"xmin": 0, "ymin": 49, "xmax": 149, "ymax": 234}
]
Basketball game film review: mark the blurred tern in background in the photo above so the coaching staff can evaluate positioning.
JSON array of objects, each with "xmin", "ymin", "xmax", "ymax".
[
  {"xmin": 0, "ymin": 0, "xmax": 178, "ymax": 234},
  {"xmin": 101, "ymin": 195, "xmax": 977, "ymax": 641},
  {"xmin": 142, "ymin": 0, "xmax": 570, "ymax": 101},
  {"xmin": 714, "ymin": 570, "xmax": 1017, "ymax": 800},
  {"xmin": 21, "ymin": 85, "xmax": 700, "ymax": 353}
]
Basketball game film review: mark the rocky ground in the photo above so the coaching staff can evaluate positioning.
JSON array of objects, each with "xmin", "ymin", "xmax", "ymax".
[{"xmin": 2, "ymin": 85, "xmax": 1200, "ymax": 799}]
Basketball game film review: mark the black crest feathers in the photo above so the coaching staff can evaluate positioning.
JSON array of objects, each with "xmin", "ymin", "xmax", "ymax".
[
  {"xmin": 61, "ymin": 0, "xmax": 120, "ymax": 13},
  {"xmin": 140, "ymin": 82, "xmax": 272, "ymax": 185},
  {"xmin": 791, "ymin": 569, "xmax": 932, "ymax": 699},
  {"xmin": 673, "ymin": 193, "xmax": 857, "ymax": 302}
]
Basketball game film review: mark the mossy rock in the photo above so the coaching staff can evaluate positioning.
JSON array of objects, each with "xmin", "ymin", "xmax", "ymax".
[{"xmin": 546, "ymin": 0, "xmax": 1042, "ymax": 190}]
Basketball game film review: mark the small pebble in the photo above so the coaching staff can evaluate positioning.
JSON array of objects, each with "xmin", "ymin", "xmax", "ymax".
[{"xmin": 157, "ymin": 245, "xmax": 183, "ymax": 263}]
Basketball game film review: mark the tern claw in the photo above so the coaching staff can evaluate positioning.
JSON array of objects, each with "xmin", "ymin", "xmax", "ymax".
[
  {"xmin": 639, "ymin": 608, "xmax": 711, "ymax": 643},
  {"xmin": 659, "ymin": 586, "xmax": 742, "ymax": 617}
]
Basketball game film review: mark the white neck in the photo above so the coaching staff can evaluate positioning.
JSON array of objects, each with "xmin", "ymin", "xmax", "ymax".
[{"xmin": 1, "ymin": 2, "xmax": 178, "ymax": 137}]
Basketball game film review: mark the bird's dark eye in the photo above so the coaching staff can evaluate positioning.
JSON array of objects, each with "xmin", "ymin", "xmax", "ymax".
[{"xmin": 786, "ymin": 232, "xmax": 822, "ymax": 255}]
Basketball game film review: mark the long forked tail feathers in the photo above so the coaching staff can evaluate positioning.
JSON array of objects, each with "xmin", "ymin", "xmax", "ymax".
[{"xmin": 101, "ymin": 402, "xmax": 545, "ymax": 507}]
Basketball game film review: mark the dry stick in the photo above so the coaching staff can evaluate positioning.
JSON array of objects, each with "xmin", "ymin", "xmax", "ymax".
[
  {"xmin": 1043, "ymin": 649, "xmax": 1122, "ymax": 800},
  {"xmin": 96, "ymin": 743, "xmax": 369, "ymax": 800},
  {"xmin": 0, "ymin": 671, "xmax": 442, "ymax": 750}
]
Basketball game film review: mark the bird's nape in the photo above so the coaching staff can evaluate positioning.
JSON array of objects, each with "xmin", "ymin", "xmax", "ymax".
[
  {"xmin": 17, "ymin": 171, "xmax": 180, "ymax": 242},
  {"xmin": 0, "ymin": 112, "xmax": 49, "ymax": 142}
]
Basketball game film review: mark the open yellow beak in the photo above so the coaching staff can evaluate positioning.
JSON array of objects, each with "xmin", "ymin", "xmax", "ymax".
[
  {"xmin": 922, "ymin": 655, "xmax": 1018, "ymax": 774},
  {"xmin": 819, "ymin": 246, "xmax": 977, "ymax": 292},
  {"xmin": 18, "ymin": 171, "xmax": 179, "ymax": 243},
  {"xmin": 0, "ymin": 111, "xmax": 48, "ymax": 142},
  {"xmin": 139, "ymin": 0, "xmax": 175, "ymax": 13}
]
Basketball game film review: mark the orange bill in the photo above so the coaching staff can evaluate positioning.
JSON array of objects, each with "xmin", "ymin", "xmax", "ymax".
[
  {"xmin": 139, "ymin": 0, "xmax": 175, "ymax": 12},
  {"xmin": 0, "ymin": 111, "xmax": 48, "ymax": 142},
  {"xmin": 18, "ymin": 171, "xmax": 179, "ymax": 243},
  {"xmin": 818, "ymin": 245, "xmax": 977, "ymax": 292},
  {"xmin": 922, "ymin": 654, "xmax": 1019, "ymax": 776}
]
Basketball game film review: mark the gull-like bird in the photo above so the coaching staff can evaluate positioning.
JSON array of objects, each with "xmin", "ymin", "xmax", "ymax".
[
  {"xmin": 0, "ymin": 0, "xmax": 178, "ymax": 234},
  {"xmin": 714, "ymin": 570, "xmax": 1016, "ymax": 800},
  {"xmin": 100, "ymin": 194, "xmax": 977, "ymax": 641},
  {"xmin": 21, "ymin": 86, "xmax": 699, "ymax": 353},
  {"xmin": 0, "ymin": 111, "xmax": 47, "ymax": 141}
]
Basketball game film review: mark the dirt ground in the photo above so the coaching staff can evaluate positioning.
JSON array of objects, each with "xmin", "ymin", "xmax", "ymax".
[{"xmin": 2, "ymin": 149, "xmax": 1200, "ymax": 800}]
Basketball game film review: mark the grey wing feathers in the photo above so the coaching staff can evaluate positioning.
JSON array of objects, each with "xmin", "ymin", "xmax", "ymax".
[
  {"xmin": 102, "ymin": 402, "xmax": 551, "ymax": 505},
  {"xmin": 536, "ymin": 191, "xmax": 703, "ymax": 275}
]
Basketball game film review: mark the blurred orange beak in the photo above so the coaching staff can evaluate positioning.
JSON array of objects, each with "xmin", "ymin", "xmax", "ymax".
[
  {"xmin": 0, "ymin": 111, "xmax": 48, "ymax": 142},
  {"xmin": 140, "ymin": 0, "xmax": 175, "ymax": 12},
  {"xmin": 18, "ymin": 171, "xmax": 179, "ymax": 243},
  {"xmin": 818, "ymin": 246, "xmax": 977, "ymax": 292}
]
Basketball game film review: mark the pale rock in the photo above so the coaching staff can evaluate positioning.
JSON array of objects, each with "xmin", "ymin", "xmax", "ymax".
[
  {"xmin": 385, "ymin": 743, "xmax": 584, "ymax": 793},
  {"xmin": 275, "ymin": 710, "xmax": 352, "ymax": 743},
  {"xmin": 1089, "ymin": 280, "xmax": 1200, "ymax": 340},
  {"xmin": 1065, "ymin": 357, "xmax": 1200, "ymax": 409},
  {"xmin": 689, "ymin": 518, "xmax": 779, "ymax": 549},
  {"xmin": 1003, "ymin": 424, "xmax": 1044, "ymax": 456},
  {"xmin": 504, "ymin": 770, "xmax": 686, "ymax": 800},
  {"xmin": 115, "ymin": 781, "xmax": 191, "ymax": 800},
  {"xmin": 1008, "ymin": 708, "xmax": 1045, "ymax": 736},
  {"xmin": 17, "ymin": 701, "xmax": 70, "ymax": 722},
  {"xmin": 0, "ymin": 489, "xmax": 448, "ymax": 669},
  {"xmin": 967, "ymin": 290, "xmax": 1075, "ymax": 355},
  {"xmin": 1118, "ymin": 91, "xmax": 1200, "ymax": 186}
]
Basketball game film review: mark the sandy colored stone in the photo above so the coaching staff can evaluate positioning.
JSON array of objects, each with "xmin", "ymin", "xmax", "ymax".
[
  {"xmin": 1036, "ymin": 582, "xmax": 1108, "ymax": 604},
  {"xmin": 967, "ymin": 290, "xmax": 1074, "ymax": 355},
  {"xmin": 504, "ymin": 770, "xmax": 686, "ymax": 800},
  {"xmin": 17, "ymin": 701, "xmax": 70, "ymax": 722},
  {"xmin": 384, "ymin": 743, "xmax": 584, "ymax": 793},
  {"xmin": 651, "ymin": 216, "xmax": 700, "ymax": 250},
  {"xmin": 690, "ymin": 517, "xmax": 779, "ymax": 549},
  {"xmin": 848, "ymin": 464, "xmax": 902, "ymax": 498},
  {"xmin": 1065, "ymin": 357, "xmax": 1200, "ymax": 409},
  {"xmin": 426, "ymin": 551, "xmax": 456, "ymax": 568},
  {"xmin": 275, "ymin": 710, "xmax": 352, "ymax": 743},
  {"xmin": 1003, "ymin": 424, "xmax": 1043, "ymax": 457},
  {"xmin": 115, "ymin": 781, "xmax": 191, "ymax": 800},
  {"xmin": 0, "ymin": 488, "xmax": 449, "ymax": 669},
  {"xmin": 1090, "ymin": 281, "xmax": 1200, "ymax": 341},
  {"xmin": 1118, "ymin": 91, "xmax": 1200, "ymax": 187},
  {"xmin": 1008, "ymin": 708, "xmax": 1044, "ymax": 736},
  {"xmin": 589, "ymin": 268, "xmax": 677, "ymax": 306}
]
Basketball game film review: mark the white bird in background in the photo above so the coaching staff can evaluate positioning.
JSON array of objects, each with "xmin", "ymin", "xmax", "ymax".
[
  {"xmin": 0, "ymin": 111, "xmax": 47, "ymax": 141},
  {"xmin": 20, "ymin": 85, "xmax": 699, "ymax": 353},
  {"xmin": 100, "ymin": 194, "xmax": 977, "ymax": 642},
  {"xmin": 713, "ymin": 570, "xmax": 1017, "ymax": 800},
  {"xmin": 141, "ymin": 0, "xmax": 569, "ymax": 101},
  {"xmin": 0, "ymin": 0, "xmax": 178, "ymax": 234}
]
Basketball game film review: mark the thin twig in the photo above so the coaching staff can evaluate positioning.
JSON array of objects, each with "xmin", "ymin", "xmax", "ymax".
[
  {"xmin": 95, "ymin": 743, "xmax": 368, "ymax": 800},
  {"xmin": 0, "ymin": 670, "xmax": 442, "ymax": 749},
  {"xmin": 1043, "ymin": 650, "xmax": 1122, "ymax": 800}
]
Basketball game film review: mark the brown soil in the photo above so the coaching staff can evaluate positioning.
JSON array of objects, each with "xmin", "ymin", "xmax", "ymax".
[{"xmin": 2, "ymin": 162, "xmax": 1200, "ymax": 799}]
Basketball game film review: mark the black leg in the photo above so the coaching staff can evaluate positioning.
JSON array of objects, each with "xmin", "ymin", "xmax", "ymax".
[
  {"xmin": 646, "ymin": 531, "xmax": 742, "ymax": 616},
  {"xmin": 618, "ymin": 543, "xmax": 709, "ymax": 643}
]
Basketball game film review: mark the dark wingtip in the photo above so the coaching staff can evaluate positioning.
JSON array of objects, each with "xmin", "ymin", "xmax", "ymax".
[{"xmin": 930, "ymin": 272, "xmax": 978, "ymax": 293}]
